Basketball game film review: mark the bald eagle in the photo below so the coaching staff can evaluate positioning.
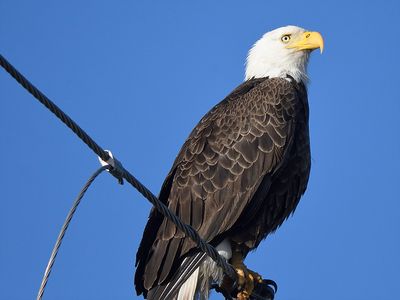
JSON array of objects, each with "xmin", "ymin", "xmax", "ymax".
[{"xmin": 134, "ymin": 25, "xmax": 323, "ymax": 300}]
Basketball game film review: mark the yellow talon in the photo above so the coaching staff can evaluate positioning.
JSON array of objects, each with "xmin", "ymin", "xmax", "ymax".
[
  {"xmin": 231, "ymin": 251, "xmax": 263, "ymax": 300},
  {"xmin": 248, "ymin": 269, "xmax": 263, "ymax": 284}
]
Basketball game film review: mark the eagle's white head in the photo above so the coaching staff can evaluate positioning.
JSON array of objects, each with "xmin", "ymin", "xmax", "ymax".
[{"xmin": 245, "ymin": 25, "xmax": 324, "ymax": 83}]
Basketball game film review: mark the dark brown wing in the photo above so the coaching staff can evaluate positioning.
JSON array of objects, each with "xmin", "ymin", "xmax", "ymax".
[{"xmin": 135, "ymin": 77, "xmax": 302, "ymax": 295}]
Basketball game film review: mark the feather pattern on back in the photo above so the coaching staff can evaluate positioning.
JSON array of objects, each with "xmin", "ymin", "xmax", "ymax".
[{"xmin": 135, "ymin": 76, "xmax": 311, "ymax": 299}]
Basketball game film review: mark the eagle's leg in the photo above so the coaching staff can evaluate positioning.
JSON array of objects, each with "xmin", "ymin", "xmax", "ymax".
[{"xmin": 231, "ymin": 250, "xmax": 263, "ymax": 300}]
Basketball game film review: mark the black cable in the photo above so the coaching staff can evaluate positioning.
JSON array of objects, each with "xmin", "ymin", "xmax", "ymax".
[
  {"xmin": 0, "ymin": 55, "xmax": 236, "ymax": 279},
  {"xmin": 36, "ymin": 165, "xmax": 109, "ymax": 300}
]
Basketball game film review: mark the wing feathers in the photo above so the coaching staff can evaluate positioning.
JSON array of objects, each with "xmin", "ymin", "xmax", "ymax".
[{"xmin": 135, "ymin": 77, "xmax": 305, "ymax": 296}]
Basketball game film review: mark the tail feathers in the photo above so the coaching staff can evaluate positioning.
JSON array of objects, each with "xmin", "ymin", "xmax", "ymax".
[
  {"xmin": 176, "ymin": 267, "xmax": 199, "ymax": 300},
  {"xmin": 146, "ymin": 239, "xmax": 232, "ymax": 299},
  {"xmin": 147, "ymin": 252, "xmax": 206, "ymax": 300}
]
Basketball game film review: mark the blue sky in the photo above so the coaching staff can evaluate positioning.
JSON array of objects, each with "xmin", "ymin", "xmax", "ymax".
[{"xmin": 1, "ymin": 1, "xmax": 399, "ymax": 299}]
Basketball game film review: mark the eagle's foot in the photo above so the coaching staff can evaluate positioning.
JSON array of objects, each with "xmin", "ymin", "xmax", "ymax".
[{"xmin": 231, "ymin": 252, "xmax": 263, "ymax": 300}]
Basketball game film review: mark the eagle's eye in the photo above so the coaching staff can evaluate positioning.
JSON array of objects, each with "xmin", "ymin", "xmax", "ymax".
[{"xmin": 281, "ymin": 34, "xmax": 291, "ymax": 43}]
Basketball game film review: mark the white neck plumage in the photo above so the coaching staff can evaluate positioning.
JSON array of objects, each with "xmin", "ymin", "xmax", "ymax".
[{"xmin": 244, "ymin": 39, "xmax": 310, "ymax": 84}]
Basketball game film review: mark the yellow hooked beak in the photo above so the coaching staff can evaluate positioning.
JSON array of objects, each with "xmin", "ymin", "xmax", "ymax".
[{"xmin": 287, "ymin": 31, "xmax": 324, "ymax": 53}]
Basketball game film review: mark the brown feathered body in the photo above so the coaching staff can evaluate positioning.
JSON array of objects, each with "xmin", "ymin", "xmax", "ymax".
[{"xmin": 135, "ymin": 76, "xmax": 311, "ymax": 299}]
